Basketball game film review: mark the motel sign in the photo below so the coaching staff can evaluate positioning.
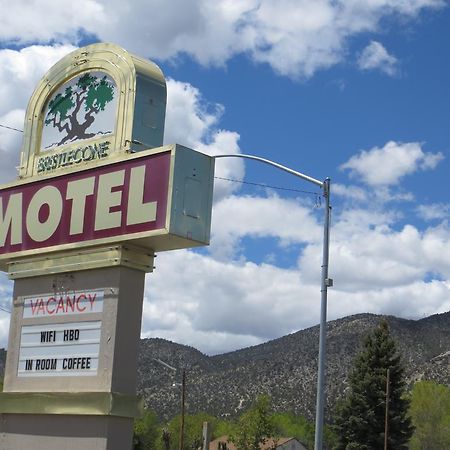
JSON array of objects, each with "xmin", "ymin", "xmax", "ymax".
[{"xmin": 0, "ymin": 43, "xmax": 214, "ymax": 450}]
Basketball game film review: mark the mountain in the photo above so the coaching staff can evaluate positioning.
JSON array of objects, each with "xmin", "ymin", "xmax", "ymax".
[
  {"xmin": 136, "ymin": 312, "xmax": 450, "ymax": 421},
  {"xmin": 1, "ymin": 312, "xmax": 449, "ymax": 421}
]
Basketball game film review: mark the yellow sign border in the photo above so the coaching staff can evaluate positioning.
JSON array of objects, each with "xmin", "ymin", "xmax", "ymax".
[{"xmin": 18, "ymin": 43, "xmax": 166, "ymax": 180}]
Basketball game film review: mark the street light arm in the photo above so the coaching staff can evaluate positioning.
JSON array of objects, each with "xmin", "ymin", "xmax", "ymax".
[
  {"xmin": 154, "ymin": 358, "xmax": 177, "ymax": 372},
  {"xmin": 213, "ymin": 154, "xmax": 324, "ymax": 188},
  {"xmin": 214, "ymin": 152, "xmax": 331, "ymax": 450}
]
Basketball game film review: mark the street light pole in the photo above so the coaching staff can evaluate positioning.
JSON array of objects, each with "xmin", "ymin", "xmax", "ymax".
[
  {"xmin": 154, "ymin": 359, "xmax": 186, "ymax": 450},
  {"xmin": 314, "ymin": 177, "xmax": 332, "ymax": 450},
  {"xmin": 213, "ymin": 154, "xmax": 331, "ymax": 450}
]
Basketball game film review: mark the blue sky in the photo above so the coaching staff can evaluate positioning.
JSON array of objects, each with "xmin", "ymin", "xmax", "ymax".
[{"xmin": 0, "ymin": 0, "xmax": 449, "ymax": 354}]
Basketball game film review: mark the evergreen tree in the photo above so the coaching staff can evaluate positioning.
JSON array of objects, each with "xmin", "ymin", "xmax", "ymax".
[{"xmin": 333, "ymin": 320, "xmax": 414, "ymax": 449}]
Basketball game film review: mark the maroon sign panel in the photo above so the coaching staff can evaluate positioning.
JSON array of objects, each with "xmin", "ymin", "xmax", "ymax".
[{"xmin": 0, "ymin": 151, "xmax": 171, "ymax": 255}]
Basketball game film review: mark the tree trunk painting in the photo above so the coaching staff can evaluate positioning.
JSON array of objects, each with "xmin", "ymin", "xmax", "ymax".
[{"xmin": 44, "ymin": 72, "xmax": 115, "ymax": 148}]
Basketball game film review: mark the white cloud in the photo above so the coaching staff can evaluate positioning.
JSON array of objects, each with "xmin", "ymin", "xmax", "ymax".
[
  {"xmin": 94, "ymin": 0, "xmax": 445, "ymax": 78},
  {"xmin": 333, "ymin": 183, "xmax": 368, "ymax": 201},
  {"xmin": 340, "ymin": 141, "xmax": 444, "ymax": 187},
  {"xmin": 210, "ymin": 194, "xmax": 322, "ymax": 260},
  {"xmin": 135, "ymin": 177, "xmax": 450, "ymax": 355},
  {"xmin": 1, "ymin": 186, "xmax": 450, "ymax": 354},
  {"xmin": 357, "ymin": 41, "xmax": 399, "ymax": 76},
  {"xmin": 0, "ymin": 45, "xmax": 77, "ymax": 118},
  {"xmin": 164, "ymin": 79, "xmax": 223, "ymax": 148},
  {"xmin": 0, "ymin": 315, "xmax": 10, "ymax": 347},
  {"xmin": 0, "ymin": 0, "xmax": 106, "ymax": 45},
  {"xmin": 417, "ymin": 203, "xmax": 450, "ymax": 221},
  {"xmin": 329, "ymin": 279, "xmax": 450, "ymax": 323},
  {"xmin": 164, "ymin": 78, "xmax": 244, "ymax": 200},
  {"xmin": 0, "ymin": 0, "xmax": 444, "ymax": 79},
  {"xmin": 0, "ymin": 110, "xmax": 25, "ymax": 182},
  {"xmin": 0, "ymin": 273, "xmax": 13, "ymax": 348},
  {"xmin": 0, "ymin": 45, "xmax": 77, "ymax": 183},
  {"xmin": 142, "ymin": 249, "xmax": 320, "ymax": 355},
  {"xmin": 0, "ymin": 9, "xmax": 449, "ymax": 356},
  {"xmin": 136, "ymin": 194, "xmax": 450, "ymax": 355}
]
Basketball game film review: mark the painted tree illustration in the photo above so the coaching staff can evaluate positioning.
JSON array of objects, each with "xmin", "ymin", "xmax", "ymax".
[{"xmin": 45, "ymin": 73, "xmax": 115, "ymax": 145}]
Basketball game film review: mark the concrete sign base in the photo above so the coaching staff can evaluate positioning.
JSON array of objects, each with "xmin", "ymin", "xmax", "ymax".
[
  {"xmin": 0, "ymin": 253, "xmax": 149, "ymax": 449},
  {"xmin": 0, "ymin": 414, "xmax": 134, "ymax": 450}
]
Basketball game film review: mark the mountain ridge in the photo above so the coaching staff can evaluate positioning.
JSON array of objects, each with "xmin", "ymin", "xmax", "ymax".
[
  {"xmin": 0, "ymin": 311, "xmax": 449, "ymax": 421},
  {"xmin": 136, "ymin": 311, "xmax": 450, "ymax": 420}
]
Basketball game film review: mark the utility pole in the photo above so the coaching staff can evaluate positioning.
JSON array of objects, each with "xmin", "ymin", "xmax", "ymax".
[
  {"xmin": 179, "ymin": 369, "xmax": 186, "ymax": 450},
  {"xmin": 384, "ymin": 368, "xmax": 390, "ymax": 450},
  {"xmin": 213, "ymin": 153, "xmax": 332, "ymax": 450}
]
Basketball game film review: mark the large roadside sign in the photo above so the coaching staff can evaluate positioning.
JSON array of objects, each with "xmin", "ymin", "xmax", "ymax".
[
  {"xmin": 0, "ymin": 43, "xmax": 216, "ymax": 450},
  {"xmin": 0, "ymin": 144, "xmax": 214, "ymax": 269}
]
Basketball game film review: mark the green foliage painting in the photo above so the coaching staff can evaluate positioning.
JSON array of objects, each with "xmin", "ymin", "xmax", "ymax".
[{"xmin": 44, "ymin": 72, "xmax": 115, "ymax": 147}]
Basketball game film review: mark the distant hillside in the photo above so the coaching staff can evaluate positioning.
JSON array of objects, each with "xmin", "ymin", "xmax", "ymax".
[
  {"xmin": 136, "ymin": 312, "xmax": 450, "ymax": 421},
  {"xmin": 1, "ymin": 312, "xmax": 449, "ymax": 421}
]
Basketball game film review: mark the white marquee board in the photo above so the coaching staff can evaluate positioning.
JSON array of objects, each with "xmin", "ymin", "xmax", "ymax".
[{"xmin": 18, "ymin": 290, "xmax": 104, "ymax": 377}]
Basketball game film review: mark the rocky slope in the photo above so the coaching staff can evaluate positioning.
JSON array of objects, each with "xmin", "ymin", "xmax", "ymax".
[
  {"xmin": 136, "ymin": 312, "xmax": 450, "ymax": 421},
  {"xmin": 1, "ymin": 312, "xmax": 449, "ymax": 421}
]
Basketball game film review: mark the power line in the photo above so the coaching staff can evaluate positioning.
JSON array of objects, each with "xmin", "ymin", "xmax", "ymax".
[
  {"xmin": 0, "ymin": 124, "xmax": 322, "ymax": 200},
  {"xmin": 214, "ymin": 176, "xmax": 320, "ymax": 196},
  {"xmin": 0, "ymin": 123, "xmax": 23, "ymax": 133},
  {"xmin": 0, "ymin": 305, "xmax": 10, "ymax": 314}
]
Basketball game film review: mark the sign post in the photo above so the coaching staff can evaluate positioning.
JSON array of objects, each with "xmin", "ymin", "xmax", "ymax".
[{"xmin": 0, "ymin": 43, "xmax": 214, "ymax": 450}]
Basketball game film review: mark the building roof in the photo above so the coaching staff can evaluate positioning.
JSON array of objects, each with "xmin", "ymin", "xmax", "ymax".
[{"xmin": 209, "ymin": 435, "xmax": 305, "ymax": 450}]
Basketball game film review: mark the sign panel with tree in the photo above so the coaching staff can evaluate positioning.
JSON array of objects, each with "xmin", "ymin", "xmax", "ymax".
[{"xmin": 41, "ymin": 71, "xmax": 117, "ymax": 151}]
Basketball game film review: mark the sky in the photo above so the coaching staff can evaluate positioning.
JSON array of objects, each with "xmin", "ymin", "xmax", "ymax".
[{"xmin": 0, "ymin": 0, "xmax": 449, "ymax": 355}]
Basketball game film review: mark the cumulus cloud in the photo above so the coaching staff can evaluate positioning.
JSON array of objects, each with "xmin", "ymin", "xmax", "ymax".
[
  {"xmin": 0, "ymin": 45, "xmax": 77, "ymax": 183},
  {"xmin": 357, "ymin": 41, "xmax": 399, "ymax": 76},
  {"xmin": 340, "ymin": 141, "xmax": 444, "ymax": 187},
  {"xmin": 0, "ymin": 7, "xmax": 449, "ymax": 355},
  {"xmin": 0, "ymin": 45, "xmax": 77, "ymax": 118},
  {"xmin": 137, "ymin": 195, "xmax": 450, "ymax": 354},
  {"xmin": 141, "ymin": 249, "xmax": 320, "ymax": 355},
  {"xmin": 333, "ymin": 183, "xmax": 368, "ymax": 201},
  {"xmin": 164, "ymin": 78, "xmax": 244, "ymax": 200},
  {"xmin": 164, "ymin": 79, "xmax": 223, "ymax": 147},
  {"xmin": 0, "ymin": 0, "xmax": 444, "ymax": 79},
  {"xmin": 210, "ymin": 194, "xmax": 322, "ymax": 260},
  {"xmin": 0, "ymin": 110, "xmax": 25, "ymax": 182},
  {"xmin": 417, "ymin": 203, "xmax": 450, "ymax": 221},
  {"xmin": 0, "ymin": 273, "xmax": 13, "ymax": 347},
  {"xmin": 328, "ymin": 279, "xmax": 450, "ymax": 323},
  {"xmin": 0, "ymin": 0, "xmax": 106, "ymax": 45}
]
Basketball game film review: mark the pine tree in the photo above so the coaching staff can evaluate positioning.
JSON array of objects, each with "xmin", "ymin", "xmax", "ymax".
[{"xmin": 333, "ymin": 320, "xmax": 414, "ymax": 449}]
